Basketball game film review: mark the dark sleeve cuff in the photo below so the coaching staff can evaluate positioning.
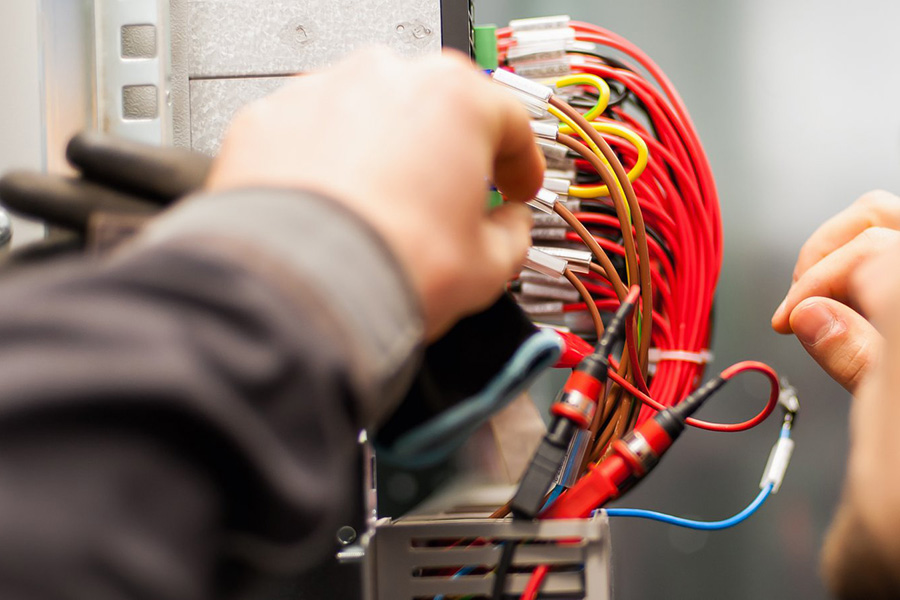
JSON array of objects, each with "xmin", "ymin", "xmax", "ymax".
[{"xmin": 133, "ymin": 187, "xmax": 425, "ymax": 427}]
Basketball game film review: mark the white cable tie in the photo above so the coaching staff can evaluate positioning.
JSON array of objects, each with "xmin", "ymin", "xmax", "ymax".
[
  {"xmin": 525, "ymin": 188, "xmax": 559, "ymax": 214},
  {"xmin": 492, "ymin": 68, "xmax": 553, "ymax": 102},
  {"xmin": 530, "ymin": 120, "xmax": 559, "ymax": 140},
  {"xmin": 533, "ymin": 246, "xmax": 592, "ymax": 274},
  {"xmin": 509, "ymin": 15, "xmax": 571, "ymax": 32},
  {"xmin": 647, "ymin": 348, "xmax": 714, "ymax": 365},
  {"xmin": 524, "ymin": 247, "xmax": 567, "ymax": 279},
  {"xmin": 760, "ymin": 437, "xmax": 795, "ymax": 494}
]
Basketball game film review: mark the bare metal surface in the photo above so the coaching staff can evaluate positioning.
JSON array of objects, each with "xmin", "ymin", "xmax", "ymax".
[
  {"xmin": 369, "ymin": 515, "xmax": 611, "ymax": 599},
  {"xmin": 189, "ymin": 77, "xmax": 288, "ymax": 155},
  {"xmin": 188, "ymin": 0, "xmax": 441, "ymax": 78}
]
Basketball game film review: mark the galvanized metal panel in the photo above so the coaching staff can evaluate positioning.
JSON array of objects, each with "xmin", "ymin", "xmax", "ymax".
[
  {"xmin": 188, "ymin": 0, "xmax": 442, "ymax": 78},
  {"xmin": 189, "ymin": 77, "xmax": 288, "ymax": 155}
]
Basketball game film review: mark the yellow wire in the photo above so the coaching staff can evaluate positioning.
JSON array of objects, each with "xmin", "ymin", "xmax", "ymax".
[
  {"xmin": 547, "ymin": 105, "xmax": 626, "ymax": 208},
  {"xmin": 559, "ymin": 121, "xmax": 649, "ymax": 197},
  {"xmin": 554, "ymin": 73, "xmax": 611, "ymax": 122}
]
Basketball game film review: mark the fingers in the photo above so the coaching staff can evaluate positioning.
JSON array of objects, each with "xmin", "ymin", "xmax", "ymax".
[
  {"xmin": 793, "ymin": 190, "xmax": 900, "ymax": 283},
  {"xmin": 772, "ymin": 226, "xmax": 900, "ymax": 333},
  {"xmin": 479, "ymin": 202, "xmax": 534, "ymax": 283},
  {"xmin": 789, "ymin": 297, "xmax": 882, "ymax": 392},
  {"xmin": 460, "ymin": 68, "xmax": 544, "ymax": 203}
]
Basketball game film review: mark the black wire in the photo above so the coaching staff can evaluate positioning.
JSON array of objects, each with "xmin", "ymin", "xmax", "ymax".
[{"xmin": 491, "ymin": 541, "xmax": 518, "ymax": 600}]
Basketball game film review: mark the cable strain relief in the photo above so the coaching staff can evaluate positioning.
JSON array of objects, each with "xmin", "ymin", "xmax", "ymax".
[
  {"xmin": 652, "ymin": 409, "xmax": 685, "ymax": 440},
  {"xmin": 576, "ymin": 353, "xmax": 609, "ymax": 382},
  {"xmin": 670, "ymin": 376, "xmax": 726, "ymax": 420}
]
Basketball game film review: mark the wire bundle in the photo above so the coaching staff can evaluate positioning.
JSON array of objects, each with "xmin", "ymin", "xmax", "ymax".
[{"xmin": 498, "ymin": 17, "xmax": 729, "ymax": 460}]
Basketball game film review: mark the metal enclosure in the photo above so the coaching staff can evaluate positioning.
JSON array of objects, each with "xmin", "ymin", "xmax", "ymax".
[
  {"xmin": 39, "ymin": 0, "xmax": 471, "ymax": 164},
  {"xmin": 366, "ymin": 514, "xmax": 612, "ymax": 600}
]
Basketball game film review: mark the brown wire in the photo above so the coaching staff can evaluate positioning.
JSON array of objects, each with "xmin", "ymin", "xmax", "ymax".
[
  {"xmin": 564, "ymin": 268, "xmax": 604, "ymax": 340},
  {"xmin": 551, "ymin": 96, "xmax": 654, "ymax": 374}
]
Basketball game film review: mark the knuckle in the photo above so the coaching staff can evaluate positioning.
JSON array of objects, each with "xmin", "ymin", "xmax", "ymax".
[
  {"xmin": 856, "ymin": 226, "xmax": 898, "ymax": 248},
  {"xmin": 857, "ymin": 189, "xmax": 899, "ymax": 210}
]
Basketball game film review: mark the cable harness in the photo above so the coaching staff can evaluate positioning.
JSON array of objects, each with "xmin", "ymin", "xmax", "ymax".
[{"xmin": 428, "ymin": 15, "xmax": 801, "ymax": 599}]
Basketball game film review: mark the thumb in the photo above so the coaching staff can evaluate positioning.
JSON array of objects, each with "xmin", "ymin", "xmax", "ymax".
[
  {"xmin": 789, "ymin": 296, "xmax": 883, "ymax": 393},
  {"xmin": 482, "ymin": 202, "xmax": 533, "ymax": 278}
]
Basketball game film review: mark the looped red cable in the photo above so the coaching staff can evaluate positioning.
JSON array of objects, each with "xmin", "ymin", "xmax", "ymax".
[{"xmin": 607, "ymin": 358, "xmax": 779, "ymax": 432}]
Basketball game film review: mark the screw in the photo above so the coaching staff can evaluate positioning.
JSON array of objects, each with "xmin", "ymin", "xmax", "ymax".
[{"xmin": 337, "ymin": 526, "xmax": 357, "ymax": 546}]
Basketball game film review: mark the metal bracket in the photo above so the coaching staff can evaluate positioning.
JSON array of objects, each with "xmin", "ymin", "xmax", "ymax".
[{"xmin": 94, "ymin": 0, "xmax": 172, "ymax": 145}]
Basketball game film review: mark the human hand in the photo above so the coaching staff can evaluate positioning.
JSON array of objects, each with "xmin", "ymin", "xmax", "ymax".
[
  {"xmin": 206, "ymin": 47, "xmax": 544, "ymax": 339},
  {"xmin": 771, "ymin": 190, "xmax": 900, "ymax": 391}
]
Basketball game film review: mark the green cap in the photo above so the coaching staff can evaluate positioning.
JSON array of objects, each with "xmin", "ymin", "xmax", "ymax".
[{"xmin": 474, "ymin": 24, "xmax": 499, "ymax": 70}]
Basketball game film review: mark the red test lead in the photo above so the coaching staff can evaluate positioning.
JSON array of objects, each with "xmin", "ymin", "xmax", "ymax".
[
  {"xmin": 541, "ymin": 376, "xmax": 726, "ymax": 520},
  {"xmin": 511, "ymin": 286, "xmax": 640, "ymax": 520}
]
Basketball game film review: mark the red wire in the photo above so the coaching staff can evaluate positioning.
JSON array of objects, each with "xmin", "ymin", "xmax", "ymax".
[
  {"xmin": 521, "ymin": 565, "xmax": 549, "ymax": 600},
  {"xmin": 606, "ymin": 358, "xmax": 780, "ymax": 432}
]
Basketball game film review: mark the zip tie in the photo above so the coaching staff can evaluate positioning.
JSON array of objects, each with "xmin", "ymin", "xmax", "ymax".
[
  {"xmin": 524, "ymin": 247, "xmax": 567, "ymax": 279},
  {"xmin": 647, "ymin": 349, "xmax": 713, "ymax": 376},
  {"xmin": 648, "ymin": 348, "xmax": 714, "ymax": 365}
]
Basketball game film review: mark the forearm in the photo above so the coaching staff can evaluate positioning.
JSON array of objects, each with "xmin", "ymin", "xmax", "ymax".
[{"xmin": 0, "ymin": 189, "xmax": 423, "ymax": 599}]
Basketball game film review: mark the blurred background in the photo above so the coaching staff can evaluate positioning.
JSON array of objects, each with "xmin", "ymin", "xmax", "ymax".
[{"xmin": 3, "ymin": 1, "xmax": 900, "ymax": 599}]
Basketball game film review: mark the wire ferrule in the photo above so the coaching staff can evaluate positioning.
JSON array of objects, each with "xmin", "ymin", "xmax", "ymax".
[
  {"xmin": 526, "ymin": 187, "xmax": 559, "ymax": 214},
  {"xmin": 509, "ymin": 15, "xmax": 571, "ymax": 32},
  {"xmin": 523, "ymin": 247, "xmax": 567, "ymax": 279},
  {"xmin": 533, "ymin": 246, "xmax": 592, "ymax": 274}
]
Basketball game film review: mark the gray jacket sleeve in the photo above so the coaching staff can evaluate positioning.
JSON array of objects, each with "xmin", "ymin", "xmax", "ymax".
[{"xmin": 0, "ymin": 189, "xmax": 424, "ymax": 600}]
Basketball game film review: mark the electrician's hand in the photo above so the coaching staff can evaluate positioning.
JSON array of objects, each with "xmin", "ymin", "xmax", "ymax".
[
  {"xmin": 206, "ymin": 47, "xmax": 544, "ymax": 339},
  {"xmin": 771, "ymin": 190, "xmax": 900, "ymax": 391}
]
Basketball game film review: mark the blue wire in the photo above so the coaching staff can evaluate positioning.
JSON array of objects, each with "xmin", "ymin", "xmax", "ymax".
[
  {"xmin": 605, "ymin": 483, "xmax": 773, "ymax": 530},
  {"xmin": 604, "ymin": 424, "xmax": 790, "ymax": 530},
  {"xmin": 434, "ymin": 565, "xmax": 476, "ymax": 600},
  {"xmin": 541, "ymin": 484, "xmax": 565, "ymax": 511}
]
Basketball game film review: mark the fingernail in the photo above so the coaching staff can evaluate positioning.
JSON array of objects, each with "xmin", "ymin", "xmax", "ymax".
[{"xmin": 793, "ymin": 302, "xmax": 842, "ymax": 346}]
